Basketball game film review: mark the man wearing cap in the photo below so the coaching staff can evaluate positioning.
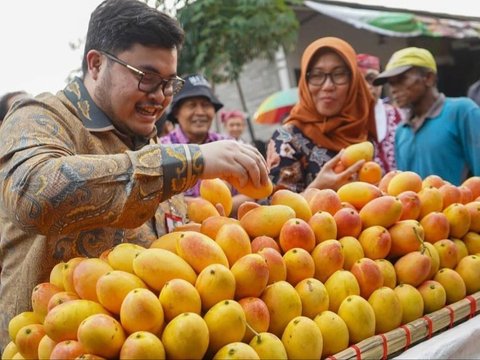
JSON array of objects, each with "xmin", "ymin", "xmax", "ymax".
[
  {"xmin": 159, "ymin": 74, "xmax": 230, "ymax": 198},
  {"xmin": 373, "ymin": 47, "xmax": 480, "ymax": 185}
]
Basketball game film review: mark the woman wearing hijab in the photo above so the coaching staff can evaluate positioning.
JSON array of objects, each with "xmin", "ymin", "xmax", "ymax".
[{"xmin": 266, "ymin": 37, "xmax": 376, "ymax": 193}]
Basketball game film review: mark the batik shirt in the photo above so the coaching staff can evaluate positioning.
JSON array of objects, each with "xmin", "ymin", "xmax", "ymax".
[
  {"xmin": 0, "ymin": 78, "xmax": 204, "ymax": 351},
  {"xmin": 159, "ymin": 126, "xmax": 229, "ymax": 197},
  {"xmin": 266, "ymin": 124, "xmax": 337, "ymax": 193}
]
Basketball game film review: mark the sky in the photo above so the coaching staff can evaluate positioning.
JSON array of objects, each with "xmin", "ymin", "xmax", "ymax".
[{"xmin": 0, "ymin": 0, "xmax": 478, "ymax": 97}]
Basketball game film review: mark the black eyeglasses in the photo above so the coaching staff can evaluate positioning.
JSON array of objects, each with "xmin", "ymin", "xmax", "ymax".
[
  {"xmin": 306, "ymin": 69, "xmax": 351, "ymax": 87},
  {"xmin": 100, "ymin": 51, "xmax": 184, "ymax": 96}
]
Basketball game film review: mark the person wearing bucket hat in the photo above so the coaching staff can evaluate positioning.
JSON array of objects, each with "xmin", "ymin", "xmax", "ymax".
[
  {"xmin": 159, "ymin": 74, "xmax": 233, "ymax": 198},
  {"xmin": 357, "ymin": 53, "xmax": 402, "ymax": 174},
  {"xmin": 374, "ymin": 46, "xmax": 480, "ymax": 185}
]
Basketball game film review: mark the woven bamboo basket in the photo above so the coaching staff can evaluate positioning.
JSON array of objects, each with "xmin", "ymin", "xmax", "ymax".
[{"xmin": 328, "ymin": 291, "xmax": 480, "ymax": 360}]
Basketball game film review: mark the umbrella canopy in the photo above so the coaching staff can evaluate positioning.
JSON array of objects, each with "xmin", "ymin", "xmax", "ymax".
[{"xmin": 253, "ymin": 87, "xmax": 299, "ymax": 124}]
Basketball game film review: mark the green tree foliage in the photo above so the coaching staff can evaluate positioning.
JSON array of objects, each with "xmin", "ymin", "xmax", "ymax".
[{"xmin": 160, "ymin": 0, "xmax": 301, "ymax": 83}]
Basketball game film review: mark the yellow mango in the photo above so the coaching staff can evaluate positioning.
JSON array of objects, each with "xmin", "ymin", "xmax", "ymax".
[
  {"xmin": 340, "ymin": 141, "xmax": 374, "ymax": 167},
  {"xmin": 240, "ymin": 204, "xmax": 296, "ymax": 238},
  {"xmin": 200, "ymin": 178, "xmax": 233, "ymax": 217},
  {"xmin": 337, "ymin": 182, "xmax": 382, "ymax": 210},
  {"xmin": 281, "ymin": 316, "xmax": 323, "ymax": 360},
  {"xmin": 338, "ymin": 295, "xmax": 375, "ymax": 344}
]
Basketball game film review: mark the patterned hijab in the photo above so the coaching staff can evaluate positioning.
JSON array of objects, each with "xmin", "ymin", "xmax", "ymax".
[{"xmin": 285, "ymin": 37, "xmax": 376, "ymax": 152}]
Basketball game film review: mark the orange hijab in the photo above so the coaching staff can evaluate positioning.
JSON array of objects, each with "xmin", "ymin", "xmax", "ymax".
[{"xmin": 285, "ymin": 37, "xmax": 376, "ymax": 152}]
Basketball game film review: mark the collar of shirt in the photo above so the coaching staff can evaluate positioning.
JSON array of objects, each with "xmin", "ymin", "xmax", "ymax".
[
  {"xmin": 63, "ymin": 77, "xmax": 154, "ymax": 149},
  {"xmin": 407, "ymin": 93, "xmax": 446, "ymax": 132}
]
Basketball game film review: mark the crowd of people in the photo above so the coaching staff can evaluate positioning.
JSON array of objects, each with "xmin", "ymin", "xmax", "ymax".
[{"xmin": 1, "ymin": 0, "xmax": 480, "ymax": 353}]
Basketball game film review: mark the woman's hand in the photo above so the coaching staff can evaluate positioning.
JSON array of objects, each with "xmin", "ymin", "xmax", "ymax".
[{"xmin": 307, "ymin": 150, "xmax": 365, "ymax": 191}]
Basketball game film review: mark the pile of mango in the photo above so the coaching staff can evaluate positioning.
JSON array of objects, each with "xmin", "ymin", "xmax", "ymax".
[{"xmin": 3, "ymin": 142, "xmax": 480, "ymax": 360}]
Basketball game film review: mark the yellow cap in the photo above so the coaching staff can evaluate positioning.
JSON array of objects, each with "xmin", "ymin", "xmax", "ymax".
[{"xmin": 373, "ymin": 47, "xmax": 437, "ymax": 85}]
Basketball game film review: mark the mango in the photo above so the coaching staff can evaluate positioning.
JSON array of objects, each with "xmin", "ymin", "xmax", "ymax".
[
  {"xmin": 282, "ymin": 248, "xmax": 315, "ymax": 286},
  {"xmin": 258, "ymin": 247, "xmax": 287, "ymax": 284},
  {"xmin": 49, "ymin": 262, "xmax": 66, "ymax": 291},
  {"xmin": 463, "ymin": 231, "xmax": 480, "ymax": 255},
  {"xmin": 359, "ymin": 195, "xmax": 403, "ymax": 229},
  {"xmin": 37, "ymin": 335, "xmax": 56, "ymax": 360},
  {"xmin": 340, "ymin": 141, "xmax": 374, "ymax": 167},
  {"xmin": 394, "ymin": 251, "xmax": 431, "ymax": 287},
  {"xmin": 47, "ymin": 292, "xmax": 80, "ymax": 312},
  {"xmin": 462, "ymin": 176, "xmax": 480, "ymax": 199},
  {"xmin": 204, "ymin": 300, "xmax": 246, "ymax": 356},
  {"xmin": 375, "ymin": 259, "xmax": 397, "ymax": 289},
  {"xmin": 453, "ymin": 238, "xmax": 469, "ymax": 263},
  {"xmin": 133, "ymin": 248, "xmax": 197, "ymax": 291},
  {"xmin": 378, "ymin": 170, "xmax": 401, "ymax": 193},
  {"xmin": 339, "ymin": 236, "xmax": 365, "ymax": 270},
  {"xmin": 200, "ymin": 215, "xmax": 240, "ymax": 239},
  {"xmin": 394, "ymin": 284, "xmax": 424, "ymax": 324},
  {"xmin": 229, "ymin": 177, "xmax": 273, "ymax": 199},
  {"xmin": 150, "ymin": 232, "xmax": 183, "ymax": 254},
  {"xmin": 213, "ymin": 343, "xmax": 260, "ymax": 360},
  {"xmin": 433, "ymin": 268, "xmax": 466, "ymax": 304},
  {"xmin": 418, "ymin": 186, "xmax": 444, "ymax": 218},
  {"xmin": 261, "ymin": 281, "xmax": 302, "ymax": 337},
  {"xmin": 335, "ymin": 208, "xmax": 363, "ymax": 239},
  {"xmin": 31, "ymin": 283, "xmax": 62, "ymax": 322},
  {"xmin": 337, "ymin": 295, "xmax": 376, "ymax": 344},
  {"xmin": 239, "ymin": 298, "xmax": 271, "ymax": 343},
  {"xmin": 465, "ymin": 201, "xmax": 480, "ymax": 232},
  {"xmin": 358, "ymin": 225, "xmax": 391, "ymax": 260},
  {"xmin": 439, "ymin": 184, "xmax": 462, "ymax": 209},
  {"xmin": 455, "ymin": 255, "xmax": 480, "ymax": 294},
  {"xmin": 176, "ymin": 231, "xmax": 229, "ymax": 273},
  {"xmin": 62, "ymin": 257, "xmax": 86, "ymax": 294},
  {"xmin": 2, "ymin": 342, "xmax": 19, "ymax": 360},
  {"xmin": 240, "ymin": 205, "xmax": 296, "ymax": 239},
  {"xmin": 200, "ymin": 178, "xmax": 233, "ymax": 217},
  {"xmin": 96, "ymin": 270, "xmax": 147, "ymax": 314},
  {"xmin": 314, "ymin": 311, "xmax": 349, "ymax": 357},
  {"xmin": 120, "ymin": 288, "xmax": 164, "ymax": 335},
  {"xmin": 281, "ymin": 316, "xmax": 323, "ymax": 360},
  {"xmin": 77, "ymin": 314, "xmax": 126, "ymax": 359},
  {"xmin": 337, "ymin": 181, "xmax": 382, "ymax": 210},
  {"xmin": 422, "ymin": 174, "xmax": 445, "ymax": 189},
  {"xmin": 311, "ymin": 239, "xmax": 344, "ymax": 283},
  {"xmin": 324, "ymin": 270, "xmax": 360, "ymax": 313},
  {"xmin": 279, "ymin": 218, "xmax": 316, "ymax": 253},
  {"xmin": 161, "ymin": 312, "xmax": 209, "ymax": 360},
  {"xmin": 387, "ymin": 171, "xmax": 422, "ymax": 196},
  {"xmin": 195, "ymin": 264, "xmax": 236, "ymax": 311},
  {"xmin": 159, "ymin": 278, "xmax": 202, "ymax": 322},
  {"xmin": 420, "ymin": 211, "xmax": 450, "ymax": 244},
  {"xmin": 249, "ymin": 332, "xmax": 288, "ymax": 360},
  {"xmin": 350, "ymin": 258, "xmax": 384, "ymax": 299},
  {"xmin": 43, "ymin": 299, "xmax": 109, "ymax": 342},
  {"xmin": 443, "ymin": 203, "xmax": 471, "ymax": 238},
  {"xmin": 15, "ymin": 323, "xmax": 46, "ymax": 360},
  {"xmin": 271, "ymin": 189, "xmax": 312, "ymax": 221},
  {"xmin": 358, "ymin": 161, "xmax": 382, "ymax": 185},
  {"xmin": 186, "ymin": 197, "xmax": 220, "ymax": 223},
  {"xmin": 433, "ymin": 239, "xmax": 458, "ymax": 269},
  {"xmin": 459, "ymin": 185, "xmax": 474, "ymax": 204},
  {"xmin": 424, "ymin": 242, "xmax": 441, "ymax": 279},
  {"xmin": 308, "ymin": 211, "xmax": 337, "ymax": 244},
  {"xmin": 295, "ymin": 278, "xmax": 329, "ymax": 319},
  {"xmin": 368, "ymin": 287, "xmax": 402, "ymax": 334},
  {"xmin": 107, "ymin": 243, "xmax": 145, "ymax": 273},
  {"xmin": 417, "ymin": 280, "xmax": 446, "ymax": 313},
  {"xmin": 251, "ymin": 235, "xmax": 281, "ymax": 253},
  {"xmin": 398, "ymin": 190, "xmax": 421, "ymax": 220},
  {"xmin": 231, "ymin": 254, "xmax": 269, "ymax": 299},
  {"xmin": 215, "ymin": 222, "xmax": 251, "ymax": 266},
  {"xmin": 50, "ymin": 340, "xmax": 86, "ymax": 360},
  {"xmin": 308, "ymin": 189, "xmax": 342, "ymax": 216},
  {"xmin": 237, "ymin": 201, "xmax": 261, "ymax": 221},
  {"xmin": 120, "ymin": 331, "xmax": 166, "ymax": 360},
  {"xmin": 389, "ymin": 219, "xmax": 424, "ymax": 258},
  {"xmin": 72, "ymin": 258, "xmax": 113, "ymax": 303}
]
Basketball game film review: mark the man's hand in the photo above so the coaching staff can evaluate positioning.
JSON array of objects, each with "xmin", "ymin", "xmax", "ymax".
[{"xmin": 200, "ymin": 140, "xmax": 269, "ymax": 188}]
